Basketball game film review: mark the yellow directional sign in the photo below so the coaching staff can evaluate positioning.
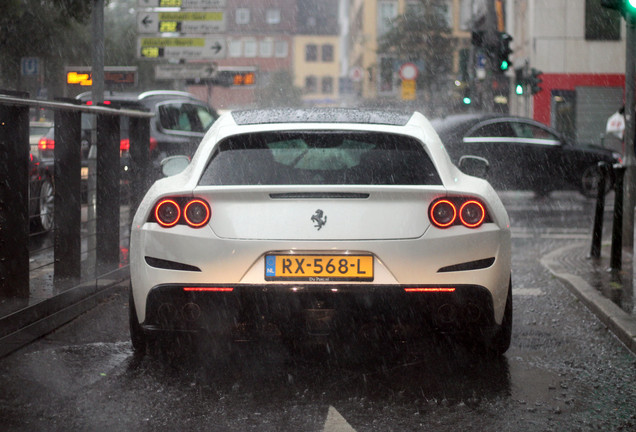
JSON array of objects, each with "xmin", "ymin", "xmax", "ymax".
[
  {"xmin": 137, "ymin": 11, "xmax": 226, "ymax": 34},
  {"xmin": 137, "ymin": 0, "xmax": 227, "ymax": 8},
  {"xmin": 137, "ymin": 36, "xmax": 226, "ymax": 59}
]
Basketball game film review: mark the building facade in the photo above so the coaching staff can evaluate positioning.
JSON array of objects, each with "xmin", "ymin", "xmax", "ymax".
[
  {"xmin": 346, "ymin": 0, "xmax": 471, "ymax": 111},
  {"xmin": 507, "ymin": 0, "xmax": 625, "ymax": 150}
]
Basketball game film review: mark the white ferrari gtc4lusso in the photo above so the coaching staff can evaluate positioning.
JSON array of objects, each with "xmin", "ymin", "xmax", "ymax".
[{"xmin": 129, "ymin": 109, "xmax": 512, "ymax": 355}]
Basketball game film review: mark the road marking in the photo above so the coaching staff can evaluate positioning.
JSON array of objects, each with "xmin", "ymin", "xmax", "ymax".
[
  {"xmin": 514, "ymin": 288, "xmax": 544, "ymax": 296},
  {"xmin": 323, "ymin": 406, "xmax": 357, "ymax": 432},
  {"xmin": 539, "ymin": 234, "xmax": 590, "ymax": 240}
]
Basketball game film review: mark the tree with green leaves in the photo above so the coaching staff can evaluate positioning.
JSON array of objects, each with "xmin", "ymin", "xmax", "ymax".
[{"xmin": 376, "ymin": 0, "xmax": 454, "ymax": 107}]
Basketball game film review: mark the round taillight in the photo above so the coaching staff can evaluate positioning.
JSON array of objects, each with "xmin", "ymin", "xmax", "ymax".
[
  {"xmin": 430, "ymin": 199, "xmax": 457, "ymax": 228},
  {"xmin": 184, "ymin": 199, "xmax": 211, "ymax": 228},
  {"xmin": 459, "ymin": 200, "xmax": 486, "ymax": 228},
  {"xmin": 155, "ymin": 199, "xmax": 180, "ymax": 227}
]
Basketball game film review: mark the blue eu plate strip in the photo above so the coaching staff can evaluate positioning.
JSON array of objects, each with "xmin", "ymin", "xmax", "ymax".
[{"xmin": 265, "ymin": 255, "xmax": 276, "ymax": 277}]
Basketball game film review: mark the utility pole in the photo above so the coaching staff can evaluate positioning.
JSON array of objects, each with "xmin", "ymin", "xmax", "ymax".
[{"xmin": 623, "ymin": 13, "xmax": 636, "ymax": 248}]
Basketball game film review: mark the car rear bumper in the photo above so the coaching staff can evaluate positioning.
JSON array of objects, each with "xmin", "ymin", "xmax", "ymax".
[{"xmin": 140, "ymin": 283, "xmax": 497, "ymax": 339}]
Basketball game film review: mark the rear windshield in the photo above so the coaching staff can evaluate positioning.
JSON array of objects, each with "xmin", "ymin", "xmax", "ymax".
[{"xmin": 198, "ymin": 131, "xmax": 442, "ymax": 185}]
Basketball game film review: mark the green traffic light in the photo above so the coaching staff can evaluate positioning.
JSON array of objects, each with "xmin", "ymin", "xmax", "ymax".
[
  {"xmin": 463, "ymin": 96, "xmax": 471, "ymax": 105},
  {"xmin": 500, "ymin": 60, "xmax": 509, "ymax": 71},
  {"xmin": 629, "ymin": 0, "xmax": 636, "ymax": 9},
  {"xmin": 515, "ymin": 84, "xmax": 524, "ymax": 95}
]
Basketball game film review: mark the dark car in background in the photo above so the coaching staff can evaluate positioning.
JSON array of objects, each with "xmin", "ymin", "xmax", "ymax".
[
  {"xmin": 36, "ymin": 90, "xmax": 219, "ymax": 204},
  {"xmin": 76, "ymin": 90, "xmax": 218, "ymax": 172},
  {"xmin": 431, "ymin": 113, "xmax": 622, "ymax": 197}
]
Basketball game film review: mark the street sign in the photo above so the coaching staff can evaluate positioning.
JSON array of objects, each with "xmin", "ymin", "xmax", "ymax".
[
  {"xmin": 401, "ymin": 79, "xmax": 416, "ymax": 101},
  {"xmin": 137, "ymin": 0, "xmax": 227, "ymax": 8},
  {"xmin": 21, "ymin": 57, "xmax": 40, "ymax": 76},
  {"xmin": 137, "ymin": 11, "xmax": 226, "ymax": 34},
  {"xmin": 65, "ymin": 66, "xmax": 138, "ymax": 86},
  {"xmin": 399, "ymin": 63, "xmax": 418, "ymax": 81},
  {"xmin": 349, "ymin": 66, "xmax": 364, "ymax": 82},
  {"xmin": 155, "ymin": 63, "xmax": 217, "ymax": 80},
  {"xmin": 137, "ymin": 36, "xmax": 226, "ymax": 59}
]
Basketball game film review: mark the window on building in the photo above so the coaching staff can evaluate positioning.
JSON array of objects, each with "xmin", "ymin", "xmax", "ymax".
[
  {"xmin": 305, "ymin": 75, "xmax": 318, "ymax": 93},
  {"xmin": 322, "ymin": 44, "xmax": 334, "ymax": 62},
  {"xmin": 322, "ymin": 77, "xmax": 334, "ymax": 94},
  {"xmin": 260, "ymin": 39, "xmax": 273, "ymax": 57},
  {"xmin": 377, "ymin": 1, "xmax": 398, "ymax": 37},
  {"xmin": 275, "ymin": 40, "xmax": 289, "ymax": 57},
  {"xmin": 236, "ymin": 8, "xmax": 250, "ymax": 25},
  {"xmin": 244, "ymin": 39, "xmax": 257, "ymax": 57},
  {"xmin": 306, "ymin": 44, "xmax": 318, "ymax": 61},
  {"xmin": 229, "ymin": 39, "xmax": 242, "ymax": 57},
  {"xmin": 585, "ymin": 0, "xmax": 620, "ymax": 40},
  {"xmin": 266, "ymin": 8, "xmax": 281, "ymax": 24}
]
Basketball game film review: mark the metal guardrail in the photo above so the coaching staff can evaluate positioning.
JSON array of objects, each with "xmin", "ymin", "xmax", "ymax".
[{"xmin": 0, "ymin": 90, "xmax": 154, "ymax": 303}]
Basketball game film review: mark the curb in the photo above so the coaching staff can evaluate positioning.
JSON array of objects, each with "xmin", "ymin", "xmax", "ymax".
[{"xmin": 541, "ymin": 242, "xmax": 636, "ymax": 355}]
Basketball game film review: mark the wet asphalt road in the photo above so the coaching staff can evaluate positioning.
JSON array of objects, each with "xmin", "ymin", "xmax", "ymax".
[{"xmin": 1, "ymin": 191, "xmax": 635, "ymax": 431}]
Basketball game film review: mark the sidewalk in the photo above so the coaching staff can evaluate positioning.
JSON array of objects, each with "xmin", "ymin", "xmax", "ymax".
[{"xmin": 541, "ymin": 242, "xmax": 636, "ymax": 355}]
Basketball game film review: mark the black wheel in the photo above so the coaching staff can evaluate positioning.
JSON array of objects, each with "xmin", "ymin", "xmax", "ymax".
[
  {"xmin": 129, "ymin": 284, "xmax": 148, "ymax": 355},
  {"xmin": 580, "ymin": 165, "xmax": 611, "ymax": 198},
  {"xmin": 484, "ymin": 280, "xmax": 512, "ymax": 356},
  {"xmin": 32, "ymin": 177, "xmax": 54, "ymax": 232}
]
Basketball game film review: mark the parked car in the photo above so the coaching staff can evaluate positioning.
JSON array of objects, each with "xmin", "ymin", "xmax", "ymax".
[
  {"xmin": 36, "ymin": 90, "xmax": 219, "ymax": 201},
  {"xmin": 76, "ymin": 90, "xmax": 218, "ymax": 176},
  {"xmin": 431, "ymin": 113, "xmax": 623, "ymax": 197},
  {"xmin": 129, "ymin": 109, "xmax": 513, "ymax": 356}
]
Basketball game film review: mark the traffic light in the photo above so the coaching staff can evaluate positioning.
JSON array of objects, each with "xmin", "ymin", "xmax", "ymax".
[
  {"xmin": 496, "ymin": 32, "xmax": 513, "ymax": 72},
  {"xmin": 514, "ymin": 68, "xmax": 525, "ymax": 95},
  {"xmin": 601, "ymin": 0, "xmax": 636, "ymax": 17},
  {"xmin": 528, "ymin": 68, "xmax": 543, "ymax": 95},
  {"xmin": 462, "ymin": 86, "xmax": 472, "ymax": 105}
]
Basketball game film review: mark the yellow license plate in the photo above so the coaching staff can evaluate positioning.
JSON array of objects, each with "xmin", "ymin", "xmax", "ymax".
[{"xmin": 265, "ymin": 254, "xmax": 374, "ymax": 281}]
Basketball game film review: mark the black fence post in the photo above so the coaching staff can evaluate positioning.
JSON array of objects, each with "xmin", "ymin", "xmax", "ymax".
[
  {"xmin": 53, "ymin": 102, "xmax": 82, "ymax": 287},
  {"xmin": 128, "ymin": 106, "xmax": 152, "ymax": 213},
  {"xmin": 0, "ymin": 93, "xmax": 30, "ymax": 297},
  {"xmin": 589, "ymin": 162, "xmax": 609, "ymax": 258},
  {"xmin": 96, "ymin": 112, "xmax": 120, "ymax": 273},
  {"xmin": 610, "ymin": 164, "xmax": 626, "ymax": 271}
]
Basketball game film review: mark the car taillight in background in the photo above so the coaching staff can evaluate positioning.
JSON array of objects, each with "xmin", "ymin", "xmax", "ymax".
[
  {"xmin": 120, "ymin": 137, "xmax": 158, "ymax": 153},
  {"xmin": 152, "ymin": 197, "xmax": 211, "ymax": 228},
  {"xmin": 429, "ymin": 197, "xmax": 488, "ymax": 229},
  {"xmin": 38, "ymin": 137, "xmax": 55, "ymax": 151}
]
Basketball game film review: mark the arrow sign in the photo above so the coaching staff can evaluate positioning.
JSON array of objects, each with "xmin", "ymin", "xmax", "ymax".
[
  {"xmin": 155, "ymin": 63, "xmax": 218, "ymax": 80},
  {"xmin": 137, "ymin": 0, "xmax": 227, "ymax": 8},
  {"xmin": 137, "ymin": 36, "xmax": 227, "ymax": 59},
  {"xmin": 137, "ymin": 11, "xmax": 226, "ymax": 34}
]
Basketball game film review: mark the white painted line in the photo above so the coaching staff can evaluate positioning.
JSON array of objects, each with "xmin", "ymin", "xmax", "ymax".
[
  {"xmin": 514, "ymin": 288, "xmax": 544, "ymax": 296},
  {"xmin": 539, "ymin": 234, "xmax": 590, "ymax": 240},
  {"xmin": 323, "ymin": 406, "xmax": 357, "ymax": 432}
]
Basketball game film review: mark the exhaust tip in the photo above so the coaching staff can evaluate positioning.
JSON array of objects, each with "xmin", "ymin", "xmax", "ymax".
[{"xmin": 182, "ymin": 303, "xmax": 201, "ymax": 322}]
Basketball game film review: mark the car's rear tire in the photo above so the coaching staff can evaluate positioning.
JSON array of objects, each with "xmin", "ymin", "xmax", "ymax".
[
  {"xmin": 580, "ymin": 164, "xmax": 611, "ymax": 198},
  {"xmin": 129, "ymin": 285, "xmax": 147, "ymax": 355},
  {"xmin": 32, "ymin": 177, "xmax": 54, "ymax": 232},
  {"xmin": 484, "ymin": 280, "xmax": 512, "ymax": 356}
]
